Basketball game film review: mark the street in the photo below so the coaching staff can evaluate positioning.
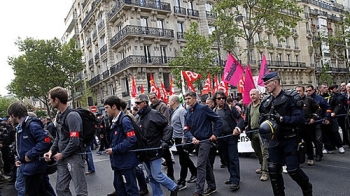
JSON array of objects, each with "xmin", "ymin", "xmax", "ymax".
[{"xmin": 2, "ymin": 146, "xmax": 350, "ymax": 196}]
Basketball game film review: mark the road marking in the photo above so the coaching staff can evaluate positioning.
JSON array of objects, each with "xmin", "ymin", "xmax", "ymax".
[{"xmin": 94, "ymin": 158, "xmax": 109, "ymax": 163}]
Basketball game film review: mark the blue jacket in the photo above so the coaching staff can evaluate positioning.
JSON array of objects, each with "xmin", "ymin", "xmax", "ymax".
[
  {"xmin": 310, "ymin": 92, "xmax": 331, "ymax": 119},
  {"xmin": 109, "ymin": 111, "xmax": 138, "ymax": 170},
  {"xmin": 17, "ymin": 117, "xmax": 52, "ymax": 176},
  {"xmin": 184, "ymin": 103, "xmax": 223, "ymax": 141}
]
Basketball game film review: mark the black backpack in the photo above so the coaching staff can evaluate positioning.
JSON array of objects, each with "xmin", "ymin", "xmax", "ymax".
[
  {"xmin": 118, "ymin": 114, "xmax": 146, "ymax": 156},
  {"xmin": 62, "ymin": 108, "xmax": 98, "ymax": 145}
]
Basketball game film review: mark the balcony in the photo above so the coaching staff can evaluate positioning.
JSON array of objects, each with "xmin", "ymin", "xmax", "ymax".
[
  {"xmin": 310, "ymin": 9, "xmax": 318, "ymax": 16},
  {"xmin": 267, "ymin": 61, "xmax": 306, "ymax": 68},
  {"xmin": 89, "ymin": 75, "xmax": 101, "ymax": 86},
  {"xmin": 187, "ymin": 9, "xmax": 199, "ymax": 17},
  {"xmin": 102, "ymin": 70, "xmax": 110, "ymax": 79},
  {"xmin": 206, "ymin": 11, "xmax": 217, "ymax": 19},
  {"xmin": 81, "ymin": 4, "xmax": 96, "ymax": 28},
  {"xmin": 108, "ymin": 0, "xmax": 171, "ymax": 23},
  {"xmin": 98, "ymin": 20, "xmax": 105, "ymax": 32},
  {"xmin": 88, "ymin": 58, "xmax": 94, "ymax": 67},
  {"xmin": 100, "ymin": 44, "xmax": 107, "ymax": 55},
  {"xmin": 74, "ymin": 72, "xmax": 83, "ymax": 82},
  {"xmin": 177, "ymin": 32, "xmax": 184, "ymax": 39},
  {"xmin": 86, "ymin": 38, "xmax": 92, "ymax": 47},
  {"xmin": 94, "ymin": 53, "xmax": 100, "ymax": 62},
  {"xmin": 174, "ymin": 6, "xmax": 186, "ymax": 15},
  {"xmin": 110, "ymin": 25, "xmax": 174, "ymax": 49},
  {"xmin": 92, "ymin": 30, "xmax": 97, "ymax": 41},
  {"xmin": 110, "ymin": 55, "xmax": 175, "ymax": 75}
]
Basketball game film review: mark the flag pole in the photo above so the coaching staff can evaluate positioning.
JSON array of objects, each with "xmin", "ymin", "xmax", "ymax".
[{"xmin": 181, "ymin": 71, "xmax": 186, "ymax": 95}]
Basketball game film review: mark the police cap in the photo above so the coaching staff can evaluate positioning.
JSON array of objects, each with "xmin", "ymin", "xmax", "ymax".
[{"xmin": 262, "ymin": 72, "xmax": 280, "ymax": 82}]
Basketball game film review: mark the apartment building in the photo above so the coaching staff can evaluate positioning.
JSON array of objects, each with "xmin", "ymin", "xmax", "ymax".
[{"xmin": 61, "ymin": 0, "xmax": 350, "ymax": 111}]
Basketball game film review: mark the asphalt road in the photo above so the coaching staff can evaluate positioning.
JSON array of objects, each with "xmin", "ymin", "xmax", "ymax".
[{"xmin": 2, "ymin": 146, "xmax": 350, "ymax": 196}]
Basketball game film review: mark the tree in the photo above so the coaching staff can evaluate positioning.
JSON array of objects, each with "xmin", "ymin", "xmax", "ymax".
[
  {"xmin": 7, "ymin": 38, "xmax": 84, "ymax": 114},
  {"xmin": 213, "ymin": 0, "xmax": 302, "ymax": 62},
  {"xmin": 168, "ymin": 22, "xmax": 221, "ymax": 92},
  {"xmin": 0, "ymin": 96, "xmax": 19, "ymax": 117},
  {"xmin": 319, "ymin": 62, "xmax": 333, "ymax": 85}
]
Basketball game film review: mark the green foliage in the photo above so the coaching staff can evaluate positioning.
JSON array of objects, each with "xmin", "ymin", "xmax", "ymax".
[
  {"xmin": 319, "ymin": 63, "xmax": 333, "ymax": 85},
  {"xmin": 168, "ymin": 22, "xmax": 221, "ymax": 91},
  {"xmin": 34, "ymin": 109, "xmax": 48, "ymax": 118},
  {"xmin": 7, "ymin": 38, "xmax": 84, "ymax": 113},
  {"xmin": 213, "ymin": 0, "xmax": 302, "ymax": 60},
  {"xmin": 0, "ymin": 96, "xmax": 19, "ymax": 117},
  {"xmin": 79, "ymin": 81, "xmax": 94, "ymax": 109}
]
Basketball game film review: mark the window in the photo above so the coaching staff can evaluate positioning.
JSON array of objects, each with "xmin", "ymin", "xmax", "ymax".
[
  {"xmin": 249, "ymin": 49, "xmax": 254, "ymax": 62},
  {"xmin": 177, "ymin": 22, "xmax": 184, "ymax": 39},
  {"xmin": 100, "ymin": 88, "xmax": 104, "ymax": 102},
  {"xmin": 205, "ymin": 3, "xmax": 212, "ymax": 12},
  {"xmin": 144, "ymin": 45, "xmax": 151, "ymax": 63},
  {"xmin": 294, "ymin": 38, "xmax": 298, "ymax": 49},
  {"xmin": 257, "ymin": 33, "xmax": 261, "ymax": 42},
  {"xmin": 188, "ymin": 1, "xmax": 194, "ymax": 10},
  {"xmin": 269, "ymin": 52, "xmax": 273, "ymax": 61},
  {"xmin": 286, "ymin": 37, "xmax": 290, "ymax": 47},
  {"xmin": 208, "ymin": 25, "xmax": 215, "ymax": 35},
  {"xmin": 102, "ymin": 60, "xmax": 108, "ymax": 72},
  {"xmin": 160, "ymin": 46, "xmax": 167, "ymax": 63},
  {"xmin": 295, "ymin": 55, "xmax": 299, "ymax": 63},
  {"xmin": 116, "ymin": 25, "xmax": 122, "ymax": 32},
  {"xmin": 121, "ymin": 78, "xmax": 129, "ymax": 93},
  {"xmin": 287, "ymin": 54, "xmax": 291, "ymax": 63},
  {"xmin": 141, "ymin": 17, "xmax": 148, "ymax": 34},
  {"xmin": 306, "ymin": 22, "xmax": 309, "ymax": 30},
  {"xmin": 120, "ymin": 51, "xmax": 125, "ymax": 59},
  {"xmin": 108, "ymin": 84, "xmax": 115, "ymax": 95},
  {"xmin": 174, "ymin": 0, "xmax": 180, "ymax": 7},
  {"xmin": 99, "ymin": 34, "xmax": 105, "ymax": 46},
  {"xmin": 163, "ymin": 73, "xmax": 170, "ymax": 91},
  {"xmin": 277, "ymin": 53, "xmax": 282, "ymax": 62},
  {"xmin": 140, "ymin": 0, "xmax": 146, "ymax": 6},
  {"xmin": 157, "ymin": 19, "xmax": 164, "ymax": 36}
]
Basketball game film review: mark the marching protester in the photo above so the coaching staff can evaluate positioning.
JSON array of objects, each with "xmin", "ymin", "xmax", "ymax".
[
  {"xmin": 259, "ymin": 72, "xmax": 312, "ymax": 196},
  {"xmin": 183, "ymin": 91, "xmax": 223, "ymax": 196}
]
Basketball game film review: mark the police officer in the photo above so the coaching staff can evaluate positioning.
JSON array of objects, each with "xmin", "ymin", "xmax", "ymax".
[{"xmin": 259, "ymin": 72, "xmax": 312, "ymax": 196}]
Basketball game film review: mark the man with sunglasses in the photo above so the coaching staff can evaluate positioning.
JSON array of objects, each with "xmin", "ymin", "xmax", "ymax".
[
  {"xmin": 305, "ymin": 85, "xmax": 329, "ymax": 161},
  {"xmin": 259, "ymin": 72, "xmax": 312, "ymax": 196},
  {"xmin": 213, "ymin": 91, "xmax": 244, "ymax": 191}
]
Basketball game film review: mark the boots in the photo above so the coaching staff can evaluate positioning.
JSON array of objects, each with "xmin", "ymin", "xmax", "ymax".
[
  {"xmin": 288, "ymin": 168, "xmax": 313, "ymax": 196},
  {"xmin": 268, "ymin": 163, "xmax": 285, "ymax": 196}
]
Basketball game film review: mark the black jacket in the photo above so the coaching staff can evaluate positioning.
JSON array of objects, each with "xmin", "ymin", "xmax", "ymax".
[{"xmin": 137, "ymin": 105, "xmax": 172, "ymax": 161}]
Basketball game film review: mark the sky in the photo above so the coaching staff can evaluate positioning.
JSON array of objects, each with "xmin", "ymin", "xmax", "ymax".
[{"xmin": 0, "ymin": 0, "xmax": 73, "ymax": 96}]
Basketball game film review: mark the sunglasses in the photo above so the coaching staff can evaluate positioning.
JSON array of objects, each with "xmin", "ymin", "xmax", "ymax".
[
  {"xmin": 216, "ymin": 97, "xmax": 225, "ymax": 100},
  {"xmin": 305, "ymin": 90, "xmax": 312, "ymax": 92}
]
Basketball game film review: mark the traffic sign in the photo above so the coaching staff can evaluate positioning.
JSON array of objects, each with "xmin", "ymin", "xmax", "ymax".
[{"xmin": 90, "ymin": 106, "xmax": 97, "ymax": 113}]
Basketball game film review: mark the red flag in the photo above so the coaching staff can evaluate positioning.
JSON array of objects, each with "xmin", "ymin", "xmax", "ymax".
[
  {"xmin": 182, "ymin": 71, "xmax": 201, "ymax": 92},
  {"xmin": 201, "ymin": 73, "xmax": 212, "ymax": 95},
  {"xmin": 223, "ymin": 54, "xmax": 244, "ymax": 86},
  {"xmin": 140, "ymin": 84, "xmax": 145, "ymax": 94},
  {"xmin": 149, "ymin": 73, "xmax": 160, "ymax": 98},
  {"xmin": 212, "ymin": 75, "xmax": 219, "ymax": 94},
  {"xmin": 238, "ymin": 75, "xmax": 245, "ymax": 94},
  {"xmin": 258, "ymin": 55, "xmax": 269, "ymax": 86},
  {"xmin": 169, "ymin": 75, "xmax": 175, "ymax": 95},
  {"xmin": 243, "ymin": 65, "xmax": 255, "ymax": 105},
  {"xmin": 131, "ymin": 76, "xmax": 137, "ymax": 98},
  {"xmin": 161, "ymin": 82, "xmax": 168, "ymax": 104},
  {"xmin": 219, "ymin": 75, "xmax": 229, "ymax": 96}
]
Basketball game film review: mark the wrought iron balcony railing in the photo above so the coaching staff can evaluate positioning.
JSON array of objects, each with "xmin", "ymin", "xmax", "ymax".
[
  {"xmin": 110, "ymin": 25, "xmax": 174, "ymax": 47},
  {"xmin": 100, "ymin": 44, "xmax": 107, "ymax": 55},
  {"xmin": 177, "ymin": 32, "xmax": 184, "ymax": 39},
  {"xmin": 102, "ymin": 70, "xmax": 110, "ymax": 79},
  {"xmin": 110, "ymin": 55, "xmax": 175, "ymax": 75},
  {"xmin": 267, "ymin": 61, "xmax": 306, "ymax": 68},
  {"xmin": 94, "ymin": 53, "xmax": 100, "ymax": 62},
  {"xmin": 98, "ymin": 20, "xmax": 105, "ymax": 32},
  {"xmin": 206, "ymin": 11, "xmax": 217, "ymax": 18},
  {"xmin": 88, "ymin": 58, "xmax": 94, "ymax": 67},
  {"xmin": 89, "ymin": 75, "xmax": 101, "ymax": 86},
  {"xmin": 187, "ymin": 9, "xmax": 199, "ymax": 17},
  {"xmin": 174, "ymin": 6, "xmax": 186, "ymax": 15}
]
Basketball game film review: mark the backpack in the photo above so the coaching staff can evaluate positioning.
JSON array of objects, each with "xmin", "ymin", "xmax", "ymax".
[
  {"xmin": 25, "ymin": 117, "xmax": 54, "ymax": 143},
  {"xmin": 118, "ymin": 114, "xmax": 146, "ymax": 157},
  {"xmin": 62, "ymin": 108, "xmax": 98, "ymax": 145}
]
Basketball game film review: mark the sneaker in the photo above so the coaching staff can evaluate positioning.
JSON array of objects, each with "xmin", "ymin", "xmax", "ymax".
[
  {"xmin": 338, "ymin": 147, "xmax": 345, "ymax": 154},
  {"xmin": 85, "ymin": 171, "xmax": 95, "ymax": 175},
  {"xmin": 187, "ymin": 175, "xmax": 197, "ymax": 183},
  {"xmin": 192, "ymin": 193, "xmax": 203, "ymax": 196},
  {"xmin": 260, "ymin": 173, "xmax": 269, "ymax": 181},
  {"xmin": 220, "ymin": 164, "xmax": 227, "ymax": 168},
  {"xmin": 230, "ymin": 184, "xmax": 240, "ymax": 191},
  {"xmin": 178, "ymin": 183, "xmax": 187, "ymax": 191},
  {"xmin": 282, "ymin": 166, "xmax": 288, "ymax": 174},
  {"xmin": 307, "ymin": 160, "xmax": 314, "ymax": 166},
  {"xmin": 203, "ymin": 188, "xmax": 217, "ymax": 195},
  {"xmin": 107, "ymin": 190, "xmax": 117, "ymax": 196},
  {"xmin": 170, "ymin": 186, "xmax": 179, "ymax": 196},
  {"xmin": 224, "ymin": 179, "xmax": 231, "ymax": 184},
  {"xmin": 322, "ymin": 149, "xmax": 333, "ymax": 154},
  {"xmin": 255, "ymin": 168, "xmax": 262, "ymax": 174},
  {"xmin": 139, "ymin": 189, "xmax": 149, "ymax": 196}
]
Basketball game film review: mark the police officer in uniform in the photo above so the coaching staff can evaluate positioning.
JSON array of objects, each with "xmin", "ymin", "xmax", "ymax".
[{"xmin": 259, "ymin": 72, "xmax": 312, "ymax": 196}]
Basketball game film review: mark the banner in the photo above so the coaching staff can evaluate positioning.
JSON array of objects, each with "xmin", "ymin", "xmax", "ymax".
[
  {"xmin": 212, "ymin": 75, "xmax": 219, "ymax": 94},
  {"xmin": 131, "ymin": 76, "xmax": 137, "ymax": 98},
  {"xmin": 238, "ymin": 75, "xmax": 244, "ymax": 94},
  {"xmin": 258, "ymin": 55, "xmax": 269, "ymax": 86},
  {"xmin": 140, "ymin": 84, "xmax": 145, "ymax": 94},
  {"xmin": 219, "ymin": 75, "xmax": 229, "ymax": 96},
  {"xmin": 223, "ymin": 54, "xmax": 244, "ymax": 86},
  {"xmin": 160, "ymin": 82, "xmax": 168, "ymax": 104}
]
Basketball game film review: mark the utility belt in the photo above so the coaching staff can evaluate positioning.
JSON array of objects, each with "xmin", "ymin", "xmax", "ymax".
[{"xmin": 278, "ymin": 128, "xmax": 297, "ymax": 139}]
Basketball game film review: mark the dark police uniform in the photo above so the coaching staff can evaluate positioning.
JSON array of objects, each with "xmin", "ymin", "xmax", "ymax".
[{"xmin": 259, "ymin": 72, "xmax": 312, "ymax": 196}]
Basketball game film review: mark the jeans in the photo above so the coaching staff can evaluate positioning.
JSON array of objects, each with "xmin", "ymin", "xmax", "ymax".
[
  {"xmin": 175, "ymin": 138, "xmax": 197, "ymax": 182},
  {"xmin": 15, "ymin": 165, "xmax": 25, "ymax": 196},
  {"xmin": 114, "ymin": 168, "xmax": 139, "ymax": 196},
  {"xmin": 218, "ymin": 135, "xmax": 240, "ymax": 185},
  {"xmin": 144, "ymin": 158, "xmax": 177, "ymax": 196},
  {"xmin": 86, "ymin": 145, "xmax": 95, "ymax": 172},
  {"xmin": 195, "ymin": 140, "xmax": 216, "ymax": 194}
]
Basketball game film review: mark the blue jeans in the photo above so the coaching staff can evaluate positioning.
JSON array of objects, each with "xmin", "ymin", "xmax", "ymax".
[
  {"xmin": 144, "ymin": 158, "xmax": 177, "ymax": 196},
  {"xmin": 114, "ymin": 168, "xmax": 139, "ymax": 196},
  {"xmin": 86, "ymin": 145, "xmax": 95, "ymax": 172},
  {"xmin": 218, "ymin": 135, "xmax": 240, "ymax": 185},
  {"xmin": 15, "ymin": 166, "xmax": 25, "ymax": 196}
]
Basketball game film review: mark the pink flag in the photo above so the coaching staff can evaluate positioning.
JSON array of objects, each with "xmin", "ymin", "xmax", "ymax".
[
  {"xmin": 224, "ymin": 54, "xmax": 244, "ymax": 87},
  {"xmin": 258, "ymin": 55, "xmax": 269, "ymax": 86},
  {"xmin": 243, "ymin": 65, "xmax": 255, "ymax": 105}
]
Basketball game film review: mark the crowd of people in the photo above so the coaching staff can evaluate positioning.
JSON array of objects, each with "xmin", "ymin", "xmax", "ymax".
[{"xmin": 1, "ymin": 72, "xmax": 350, "ymax": 196}]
